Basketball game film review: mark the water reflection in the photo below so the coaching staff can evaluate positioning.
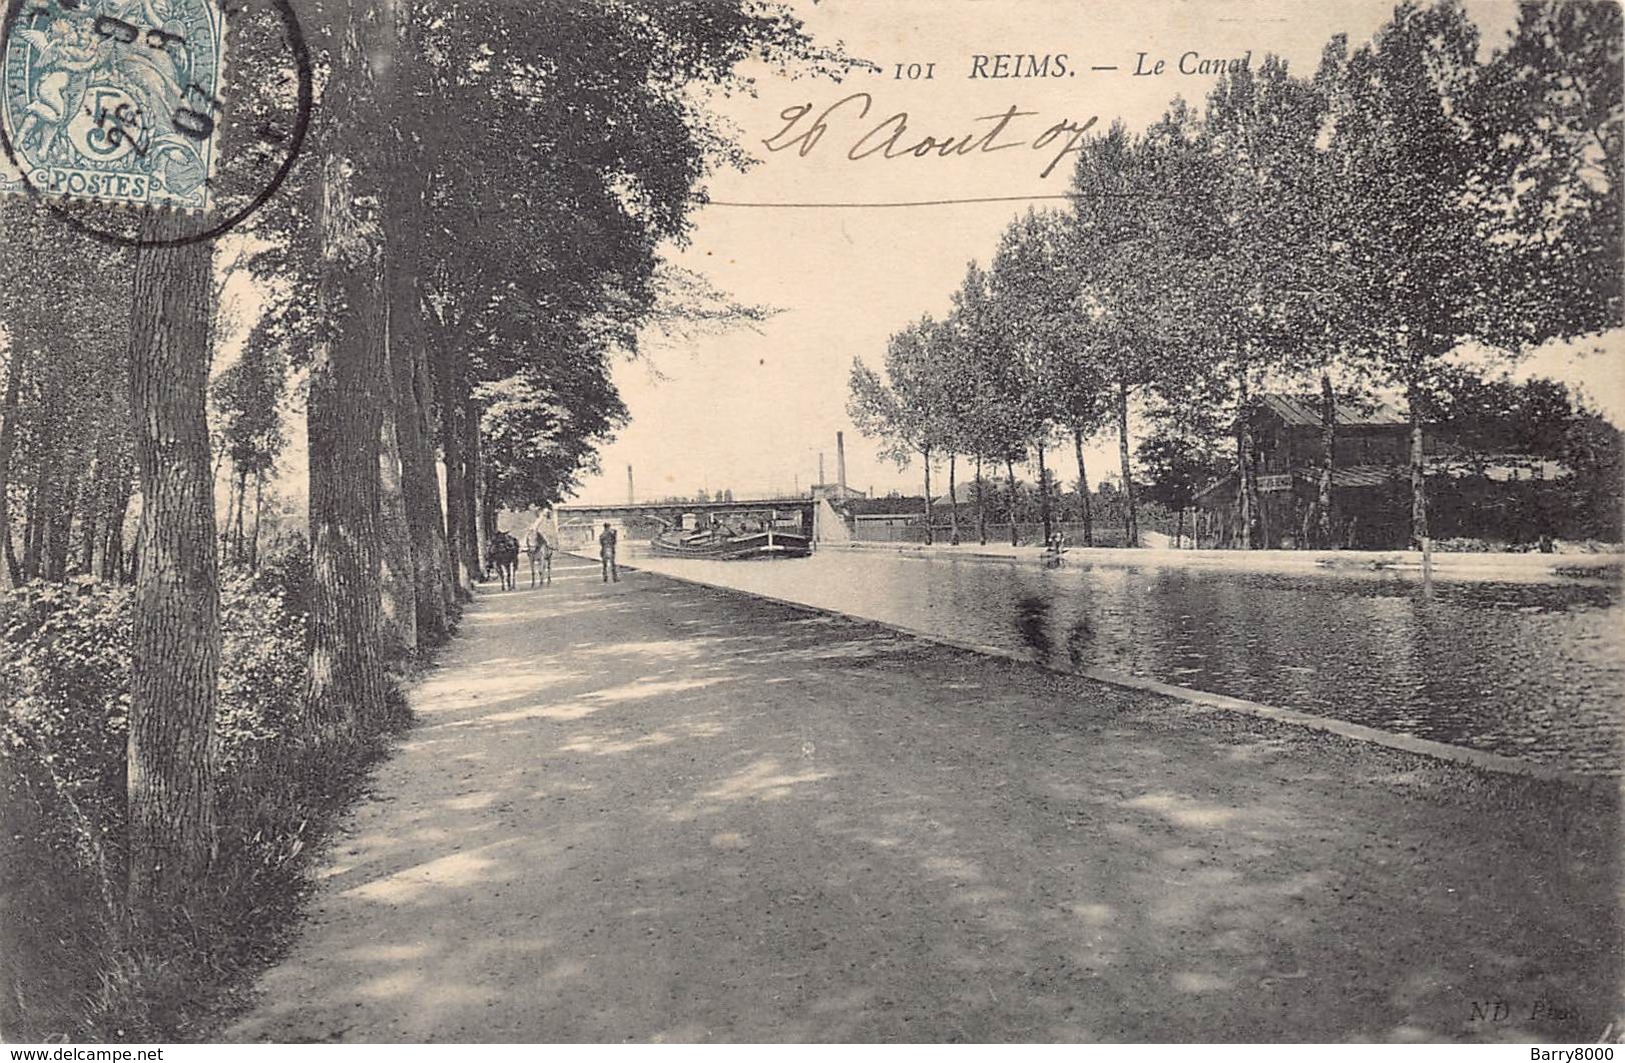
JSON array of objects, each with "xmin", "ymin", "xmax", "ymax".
[
  {"xmin": 1014, "ymin": 595, "xmax": 1052, "ymax": 663},
  {"xmin": 627, "ymin": 547, "xmax": 1623, "ymax": 776}
]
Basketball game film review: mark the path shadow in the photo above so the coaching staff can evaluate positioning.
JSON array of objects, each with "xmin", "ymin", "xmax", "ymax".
[{"xmin": 228, "ymin": 556, "xmax": 1622, "ymax": 1043}]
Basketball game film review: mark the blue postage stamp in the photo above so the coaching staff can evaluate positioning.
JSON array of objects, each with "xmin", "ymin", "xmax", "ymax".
[{"xmin": 0, "ymin": 0, "xmax": 225, "ymax": 210}]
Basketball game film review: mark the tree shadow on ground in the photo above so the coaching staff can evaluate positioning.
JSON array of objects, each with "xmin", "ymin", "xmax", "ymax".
[{"xmin": 228, "ymin": 556, "xmax": 1621, "ymax": 1043}]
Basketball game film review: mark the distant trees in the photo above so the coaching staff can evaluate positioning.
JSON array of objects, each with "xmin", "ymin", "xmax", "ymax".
[
  {"xmin": 1137, "ymin": 425, "xmax": 1225, "ymax": 548},
  {"xmin": 985, "ymin": 210, "xmax": 1076, "ymax": 546},
  {"xmin": 1420, "ymin": 370, "xmax": 1576, "ymax": 462},
  {"xmin": 0, "ymin": 206, "xmax": 134, "ymax": 586},
  {"xmin": 847, "ymin": 0, "xmax": 1623, "ymax": 551},
  {"xmin": 1067, "ymin": 109, "xmax": 1224, "ymax": 548},
  {"xmin": 948, "ymin": 262, "xmax": 1029, "ymax": 545},
  {"xmin": 212, "ymin": 318, "xmax": 287, "ymax": 570},
  {"xmin": 848, "ymin": 316, "xmax": 958, "ymax": 545}
]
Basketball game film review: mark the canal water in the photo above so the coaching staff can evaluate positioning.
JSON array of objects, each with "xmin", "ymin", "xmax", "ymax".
[{"xmin": 625, "ymin": 546, "xmax": 1624, "ymax": 776}]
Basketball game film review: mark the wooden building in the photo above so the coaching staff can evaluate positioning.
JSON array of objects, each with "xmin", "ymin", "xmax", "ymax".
[{"xmin": 1194, "ymin": 395, "xmax": 1421, "ymax": 549}]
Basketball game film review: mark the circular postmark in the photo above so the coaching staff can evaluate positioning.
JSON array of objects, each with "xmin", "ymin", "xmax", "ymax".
[{"xmin": 0, "ymin": 0, "xmax": 312, "ymax": 247}]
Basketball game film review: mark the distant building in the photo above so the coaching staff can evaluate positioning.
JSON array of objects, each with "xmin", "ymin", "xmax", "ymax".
[
  {"xmin": 834, "ymin": 495, "xmax": 927, "ymax": 528},
  {"xmin": 1194, "ymin": 393, "xmax": 1570, "ymax": 549},
  {"xmin": 810, "ymin": 431, "xmax": 865, "ymax": 503},
  {"xmin": 810, "ymin": 482, "xmax": 866, "ymax": 502}
]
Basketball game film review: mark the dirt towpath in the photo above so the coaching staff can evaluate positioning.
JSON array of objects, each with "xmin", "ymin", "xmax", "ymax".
[{"xmin": 227, "ymin": 555, "xmax": 1619, "ymax": 1042}]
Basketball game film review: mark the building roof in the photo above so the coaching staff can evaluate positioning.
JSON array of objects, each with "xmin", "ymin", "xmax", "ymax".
[
  {"xmin": 1194, "ymin": 463, "xmax": 1403, "ymax": 504},
  {"xmin": 931, "ymin": 483, "xmax": 994, "ymax": 506},
  {"xmin": 1192, "ymin": 456, "xmax": 1566, "ymax": 508},
  {"xmin": 1251, "ymin": 394, "xmax": 1409, "ymax": 429},
  {"xmin": 1313, "ymin": 465, "xmax": 1404, "ymax": 488}
]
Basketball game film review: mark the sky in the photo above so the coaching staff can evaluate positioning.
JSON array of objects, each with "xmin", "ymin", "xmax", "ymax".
[{"xmin": 567, "ymin": 0, "xmax": 1622, "ymax": 506}]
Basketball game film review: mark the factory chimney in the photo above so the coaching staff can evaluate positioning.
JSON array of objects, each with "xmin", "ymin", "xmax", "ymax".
[
  {"xmin": 818, "ymin": 452, "xmax": 825, "ymax": 486},
  {"xmin": 627, "ymin": 464, "xmax": 634, "ymax": 504},
  {"xmin": 836, "ymin": 432, "xmax": 848, "ymax": 495}
]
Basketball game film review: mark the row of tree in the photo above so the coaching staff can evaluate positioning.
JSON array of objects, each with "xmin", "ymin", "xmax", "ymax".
[
  {"xmin": 849, "ymin": 0, "xmax": 1621, "ymax": 550},
  {"xmin": 0, "ymin": 0, "xmax": 855, "ymax": 936}
]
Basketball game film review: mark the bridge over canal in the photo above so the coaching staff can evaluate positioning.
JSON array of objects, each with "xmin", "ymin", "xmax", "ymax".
[{"xmin": 554, "ymin": 497, "xmax": 820, "ymax": 550}]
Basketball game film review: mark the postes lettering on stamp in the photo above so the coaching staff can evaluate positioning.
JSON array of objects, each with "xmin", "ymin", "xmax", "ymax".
[{"xmin": 0, "ymin": 0, "xmax": 224, "ymax": 211}]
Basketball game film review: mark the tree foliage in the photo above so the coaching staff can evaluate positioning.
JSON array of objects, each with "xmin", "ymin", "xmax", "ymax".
[{"xmin": 851, "ymin": 0, "xmax": 1621, "ymax": 553}]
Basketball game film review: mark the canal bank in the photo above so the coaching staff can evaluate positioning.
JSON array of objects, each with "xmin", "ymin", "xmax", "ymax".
[
  {"xmin": 833, "ymin": 538, "xmax": 1624, "ymax": 581},
  {"xmin": 230, "ymin": 556, "xmax": 1620, "ymax": 1042},
  {"xmin": 624, "ymin": 556, "xmax": 1604, "ymax": 789},
  {"xmin": 614, "ymin": 546, "xmax": 1622, "ymax": 777}
]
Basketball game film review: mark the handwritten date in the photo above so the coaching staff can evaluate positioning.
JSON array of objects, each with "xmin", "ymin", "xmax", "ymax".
[{"xmin": 764, "ymin": 93, "xmax": 1096, "ymax": 179}]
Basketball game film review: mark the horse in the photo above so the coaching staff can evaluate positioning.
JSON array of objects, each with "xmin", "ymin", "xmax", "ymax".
[
  {"xmin": 486, "ymin": 531, "xmax": 520, "ymax": 591},
  {"xmin": 524, "ymin": 523, "xmax": 554, "ymax": 588}
]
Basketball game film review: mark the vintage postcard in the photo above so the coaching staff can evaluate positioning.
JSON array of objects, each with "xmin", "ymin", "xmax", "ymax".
[{"xmin": 0, "ymin": 0, "xmax": 1619, "ymax": 1048}]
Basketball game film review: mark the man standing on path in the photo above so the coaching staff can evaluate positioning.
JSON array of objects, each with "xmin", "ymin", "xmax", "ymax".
[{"xmin": 600, "ymin": 522, "xmax": 619, "ymax": 582}]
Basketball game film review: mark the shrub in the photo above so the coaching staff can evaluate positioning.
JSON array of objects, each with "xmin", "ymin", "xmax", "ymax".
[
  {"xmin": 216, "ymin": 571, "xmax": 308, "ymax": 773},
  {"xmin": 0, "ymin": 580, "xmax": 134, "ymax": 1038},
  {"xmin": 0, "ymin": 581, "xmax": 132, "ymax": 890},
  {"xmin": 0, "ymin": 564, "xmax": 404, "ymax": 1041}
]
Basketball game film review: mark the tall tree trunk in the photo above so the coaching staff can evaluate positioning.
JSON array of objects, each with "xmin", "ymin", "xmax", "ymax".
[
  {"xmin": 232, "ymin": 465, "xmax": 249, "ymax": 566},
  {"xmin": 1254, "ymin": 432, "xmax": 1267, "ymax": 549},
  {"xmin": 1235, "ymin": 426, "xmax": 1251, "ymax": 550},
  {"xmin": 79, "ymin": 444, "xmax": 104, "ymax": 575},
  {"xmin": 430, "ymin": 329, "xmax": 471, "ymax": 596},
  {"xmin": 921, "ymin": 445, "xmax": 933, "ymax": 546},
  {"xmin": 946, "ymin": 453, "xmax": 959, "ymax": 544},
  {"xmin": 87, "ymin": 447, "xmax": 127, "ymax": 577},
  {"xmin": 420, "ymin": 341, "xmax": 460, "ymax": 615},
  {"xmin": 377, "ymin": 394, "xmax": 416, "ymax": 656},
  {"xmin": 376, "ymin": 232, "xmax": 416, "ymax": 658},
  {"xmin": 126, "ymin": 210, "xmax": 220, "ymax": 919},
  {"xmin": 94, "ymin": 422, "xmax": 132, "ymax": 575},
  {"xmin": 1236, "ymin": 375, "xmax": 1266, "ymax": 550},
  {"xmin": 1036, "ymin": 441, "xmax": 1052, "ymax": 544},
  {"xmin": 1116, "ymin": 382, "xmax": 1138, "ymax": 548},
  {"xmin": 386, "ymin": 181, "xmax": 452, "ymax": 646},
  {"xmin": 1252, "ymin": 445, "xmax": 1272, "ymax": 549},
  {"xmin": 1072, "ymin": 428, "xmax": 1093, "ymax": 547},
  {"xmin": 1407, "ymin": 380, "xmax": 1428, "ymax": 549},
  {"xmin": 46, "ymin": 469, "xmax": 77, "ymax": 579},
  {"xmin": 1236, "ymin": 373, "xmax": 1250, "ymax": 550},
  {"xmin": 0, "ymin": 347, "xmax": 23, "ymax": 587},
  {"xmin": 1005, "ymin": 457, "xmax": 1019, "ymax": 546},
  {"xmin": 249, "ymin": 471, "xmax": 264, "ymax": 571},
  {"xmin": 22, "ymin": 487, "xmax": 38, "ymax": 580},
  {"xmin": 210, "ymin": 447, "xmax": 227, "ymax": 504},
  {"xmin": 306, "ymin": 0, "xmax": 393, "ymax": 741},
  {"xmin": 80, "ymin": 479, "xmax": 102, "ymax": 576},
  {"xmin": 975, "ymin": 455, "xmax": 986, "ymax": 545},
  {"xmin": 1175, "ymin": 506, "xmax": 1185, "ymax": 549},
  {"xmin": 395, "ymin": 334, "xmax": 453, "ymax": 641},
  {"xmin": 23, "ymin": 420, "xmax": 54, "ymax": 580},
  {"xmin": 461, "ymin": 396, "xmax": 483, "ymax": 574},
  {"xmin": 1317, "ymin": 370, "xmax": 1336, "ymax": 549},
  {"xmin": 101, "ymin": 471, "xmax": 132, "ymax": 581},
  {"xmin": 219, "ymin": 464, "xmax": 238, "ymax": 560},
  {"xmin": 478, "ymin": 464, "xmax": 499, "ymax": 561}
]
